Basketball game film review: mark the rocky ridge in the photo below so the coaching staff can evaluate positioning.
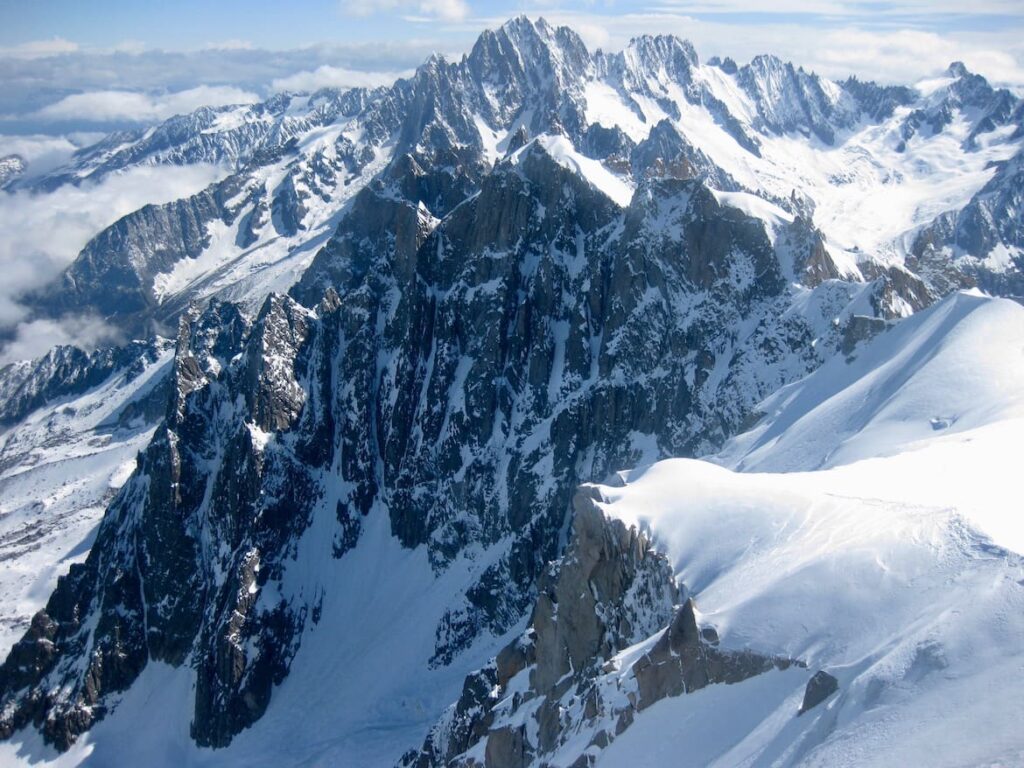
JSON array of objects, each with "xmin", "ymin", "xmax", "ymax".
[
  {"xmin": 404, "ymin": 487, "xmax": 815, "ymax": 768},
  {"xmin": 17, "ymin": 17, "xmax": 1024, "ymax": 340}
]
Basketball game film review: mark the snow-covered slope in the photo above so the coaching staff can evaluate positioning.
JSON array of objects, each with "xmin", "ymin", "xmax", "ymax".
[
  {"xmin": 0, "ymin": 342, "xmax": 172, "ymax": 655},
  {"xmin": 0, "ymin": 511, "xmax": 514, "ymax": 767},
  {"xmin": 598, "ymin": 292, "xmax": 1024, "ymax": 766},
  {"xmin": 403, "ymin": 290, "xmax": 1024, "ymax": 768},
  {"xmin": 718, "ymin": 289, "xmax": 1024, "ymax": 474}
]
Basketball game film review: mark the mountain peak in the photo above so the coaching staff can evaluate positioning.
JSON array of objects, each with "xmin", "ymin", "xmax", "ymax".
[
  {"xmin": 626, "ymin": 33, "xmax": 699, "ymax": 69},
  {"xmin": 490, "ymin": 14, "xmax": 564, "ymax": 53},
  {"xmin": 466, "ymin": 15, "xmax": 592, "ymax": 97},
  {"xmin": 947, "ymin": 60, "xmax": 970, "ymax": 78},
  {"xmin": 500, "ymin": 14, "xmax": 552, "ymax": 37}
]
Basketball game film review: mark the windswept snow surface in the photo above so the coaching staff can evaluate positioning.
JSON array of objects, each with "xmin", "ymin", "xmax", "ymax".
[{"xmin": 597, "ymin": 292, "xmax": 1024, "ymax": 767}]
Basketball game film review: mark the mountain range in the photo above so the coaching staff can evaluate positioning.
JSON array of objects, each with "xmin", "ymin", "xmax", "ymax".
[{"xmin": 0, "ymin": 16, "xmax": 1021, "ymax": 767}]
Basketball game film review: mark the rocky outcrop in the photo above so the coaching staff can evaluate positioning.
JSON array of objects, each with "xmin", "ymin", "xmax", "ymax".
[
  {"xmin": 404, "ymin": 488, "xmax": 802, "ymax": 768},
  {"xmin": 0, "ymin": 340, "xmax": 168, "ymax": 429},
  {"xmin": 841, "ymin": 315, "xmax": 888, "ymax": 356},
  {"xmin": 799, "ymin": 670, "xmax": 839, "ymax": 715},
  {"xmin": 776, "ymin": 213, "xmax": 845, "ymax": 287},
  {"xmin": 530, "ymin": 487, "xmax": 679, "ymax": 695},
  {"xmin": 632, "ymin": 599, "xmax": 797, "ymax": 711}
]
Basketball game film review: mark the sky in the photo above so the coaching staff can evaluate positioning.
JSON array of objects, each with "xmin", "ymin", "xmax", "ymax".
[{"xmin": 2, "ymin": 1, "xmax": 1024, "ymax": 50}]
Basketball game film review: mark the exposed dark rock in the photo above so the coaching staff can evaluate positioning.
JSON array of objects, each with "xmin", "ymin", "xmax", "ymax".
[
  {"xmin": 531, "ymin": 487, "xmax": 679, "ymax": 695},
  {"xmin": 407, "ymin": 490, "xmax": 803, "ymax": 767},
  {"xmin": 632, "ymin": 599, "xmax": 797, "ymax": 711},
  {"xmin": 799, "ymin": 670, "xmax": 839, "ymax": 714},
  {"xmin": 841, "ymin": 315, "xmax": 888, "ymax": 356},
  {"xmin": 776, "ymin": 214, "xmax": 843, "ymax": 287},
  {"xmin": 485, "ymin": 725, "xmax": 533, "ymax": 768}
]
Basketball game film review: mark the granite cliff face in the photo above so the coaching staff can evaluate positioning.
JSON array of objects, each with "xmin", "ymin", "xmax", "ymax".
[
  {"xmin": 404, "ymin": 488, "xmax": 809, "ymax": 768},
  {"xmin": 0, "ymin": 133, "xmax": 865, "ymax": 749},
  {"xmin": 0, "ymin": 15, "xmax": 1022, "ymax": 764}
]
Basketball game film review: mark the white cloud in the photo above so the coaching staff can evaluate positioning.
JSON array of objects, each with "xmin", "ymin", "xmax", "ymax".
[
  {"xmin": 0, "ymin": 316, "xmax": 124, "ymax": 366},
  {"xmin": 422, "ymin": 0, "xmax": 471, "ymax": 21},
  {"xmin": 110, "ymin": 40, "xmax": 148, "ymax": 55},
  {"xmin": 201, "ymin": 39, "xmax": 255, "ymax": 51},
  {"xmin": 341, "ymin": 0, "xmax": 471, "ymax": 22},
  {"xmin": 32, "ymin": 85, "xmax": 261, "ymax": 124},
  {"xmin": 0, "ymin": 134, "xmax": 79, "ymax": 175},
  {"xmin": 271, "ymin": 65, "xmax": 407, "ymax": 92},
  {"xmin": 0, "ymin": 164, "xmax": 225, "ymax": 361},
  {"xmin": 808, "ymin": 27, "xmax": 1024, "ymax": 86},
  {"xmin": 0, "ymin": 37, "xmax": 79, "ymax": 59}
]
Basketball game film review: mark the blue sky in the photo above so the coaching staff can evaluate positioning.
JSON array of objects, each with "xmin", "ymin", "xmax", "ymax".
[{"xmin": 3, "ymin": 1, "xmax": 1024, "ymax": 51}]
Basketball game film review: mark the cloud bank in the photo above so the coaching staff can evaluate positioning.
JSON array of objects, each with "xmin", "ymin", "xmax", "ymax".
[
  {"xmin": 32, "ymin": 85, "xmax": 260, "ymax": 124},
  {"xmin": 0, "ymin": 164, "xmax": 226, "ymax": 363},
  {"xmin": 0, "ymin": 44, "xmax": 436, "ymax": 135},
  {"xmin": 271, "ymin": 66, "xmax": 409, "ymax": 93}
]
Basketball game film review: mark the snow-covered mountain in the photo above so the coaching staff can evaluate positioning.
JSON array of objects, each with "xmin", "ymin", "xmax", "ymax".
[
  {"xmin": 406, "ymin": 289, "xmax": 1024, "ymax": 768},
  {"xmin": 14, "ymin": 18, "xmax": 1023, "ymax": 340},
  {"xmin": 0, "ymin": 342, "xmax": 171, "ymax": 655},
  {"xmin": 0, "ymin": 156, "xmax": 26, "ymax": 189},
  {"xmin": 0, "ymin": 16, "xmax": 1022, "ymax": 767}
]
